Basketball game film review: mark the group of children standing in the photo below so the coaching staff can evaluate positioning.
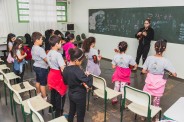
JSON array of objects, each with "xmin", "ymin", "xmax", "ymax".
[
  {"xmin": 31, "ymin": 31, "xmax": 94, "ymax": 122},
  {"xmin": 111, "ymin": 39, "xmax": 177, "ymax": 118},
  {"xmin": 6, "ymin": 28, "xmax": 177, "ymax": 122}
]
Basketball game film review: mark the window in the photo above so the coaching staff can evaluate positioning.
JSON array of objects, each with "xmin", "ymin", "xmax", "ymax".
[
  {"xmin": 56, "ymin": 2, "xmax": 67, "ymax": 22},
  {"xmin": 16, "ymin": 0, "xmax": 67, "ymax": 23},
  {"xmin": 16, "ymin": 0, "xmax": 29, "ymax": 23}
]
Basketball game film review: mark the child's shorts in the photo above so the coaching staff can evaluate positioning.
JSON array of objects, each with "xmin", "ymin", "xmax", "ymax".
[{"xmin": 33, "ymin": 66, "xmax": 48, "ymax": 86}]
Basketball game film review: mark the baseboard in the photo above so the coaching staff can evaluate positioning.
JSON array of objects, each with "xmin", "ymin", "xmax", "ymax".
[{"xmin": 101, "ymin": 57, "xmax": 184, "ymax": 82}]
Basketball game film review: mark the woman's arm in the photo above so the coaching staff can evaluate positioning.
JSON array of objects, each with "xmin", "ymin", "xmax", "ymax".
[
  {"xmin": 145, "ymin": 28, "xmax": 154, "ymax": 41},
  {"xmin": 135, "ymin": 28, "xmax": 144, "ymax": 38}
]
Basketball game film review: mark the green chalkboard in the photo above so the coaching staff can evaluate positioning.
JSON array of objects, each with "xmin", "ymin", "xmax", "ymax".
[{"xmin": 89, "ymin": 6, "xmax": 184, "ymax": 44}]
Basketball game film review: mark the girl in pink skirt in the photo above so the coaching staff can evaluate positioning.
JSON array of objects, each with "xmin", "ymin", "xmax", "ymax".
[
  {"xmin": 142, "ymin": 39, "xmax": 177, "ymax": 108},
  {"xmin": 112, "ymin": 41, "xmax": 137, "ymax": 104}
]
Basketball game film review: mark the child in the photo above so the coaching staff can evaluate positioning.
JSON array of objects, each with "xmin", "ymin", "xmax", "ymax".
[
  {"xmin": 7, "ymin": 33, "xmax": 16, "ymax": 52},
  {"xmin": 31, "ymin": 32, "xmax": 48, "ymax": 100},
  {"xmin": 111, "ymin": 41, "xmax": 137, "ymax": 104},
  {"xmin": 7, "ymin": 33, "xmax": 16, "ymax": 63},
  {"xmin": 62, "ymin": 34, "xmax": 75, "ymax": 62},
  {"xmin": 54, "ymin": 30, "xmax": 63, "ymax": 37},
  {"xmin": 63, "ymin": 48, "xmax": 93, "ymax": 122},
  {"xmin": 142, "ymin": 40, "xmax": 177, "ymax": 108},
  {"xmin": 65, "ymin": 31, "xmax": 70, "ymax": 38},
  {"xmin": 47, "ymin": 35, "xmax": 67, "ymax": 117},
  {"xmin": 24, "ymin": 33, "xmax": 33, "ymax": 48},
  {"xmin": 82, "ymin": 37, "xmax": 101, "ymax": 76},
  {"xmin": 45, "ymin": 29, "xmax": 54, "ymax": 53},
  {"xmin": 11, "ymin": 39, "xmax": 27, "ymax": 83},
  {"xmin": 61, "ymin": 37, "xmax": 67, "ymax": 60}
]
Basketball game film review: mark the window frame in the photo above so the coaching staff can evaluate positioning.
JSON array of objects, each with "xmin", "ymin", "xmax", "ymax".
[
  {"xmin": 16, "ymin": 0, "xmax": 29, "ymax": 23},
  {"xmin": 56, "ymin": 1, "xmax": 67, "ymax": 22},
  {"xmin": 16, "ymin": 0, "xmax": 68, "ymax": 23}
]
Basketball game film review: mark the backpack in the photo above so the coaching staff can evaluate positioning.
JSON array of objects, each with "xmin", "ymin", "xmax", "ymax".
[{"xmin": 23, "ymin": 46, "xmax": 32, "ymax": 60}]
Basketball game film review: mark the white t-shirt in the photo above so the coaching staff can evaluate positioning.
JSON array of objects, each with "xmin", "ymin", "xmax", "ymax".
[
  {"xmin": 47, "ymin": 50, "xmax": 65, "ymax": 70},
  {"xmin": 31, "ymin": 45, "xmax": 48, "ymax": 69},
  {"xmin": 112, "ymin": 53, "xmax": 136, "ymax": 68},
  {"xmin": 85, "ymin": 48, "xmax": 98, "ymax": 60},
  {"xmin": 8, "ymin": 42, "xmax": 13, "ymax": 51},
  {"xmin": 16, "ymin": 50, "xmax": 21, "ymax": 59},
  {"xmin": 143, "ymin": 56, "xmax": 176, "ymax": 75}
]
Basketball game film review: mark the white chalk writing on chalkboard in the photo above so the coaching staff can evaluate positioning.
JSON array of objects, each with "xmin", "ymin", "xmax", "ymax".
[
  {"xmin": 179, "ymin": 23, "xmax": 184, "ymax": 41},
  {"xmin": 89, "ymin": 7, "xmax": 184, "ymax": 44}
]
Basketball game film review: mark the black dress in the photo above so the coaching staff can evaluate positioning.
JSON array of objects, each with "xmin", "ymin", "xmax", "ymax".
[
  {"xmin": 63, "ymin": 65, "xmax": 93, "ymax": 122},
  {"xmin": 135, "ymin": 27, "xmax": 154, "ymax": 64}
]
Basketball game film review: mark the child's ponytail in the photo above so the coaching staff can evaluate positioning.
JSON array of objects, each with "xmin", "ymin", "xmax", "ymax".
[{"xmin": 155, "ymin": 39, "xmax": 167, "ymax": 55}]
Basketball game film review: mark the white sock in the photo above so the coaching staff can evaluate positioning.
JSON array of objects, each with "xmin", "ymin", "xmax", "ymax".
[
  {"xmin": 43, "ymin": 97, "xmax": 47, "ymax": 101},
  {"xmin": 37, "ymin": 93, "xmax": 41, "ymax": 96}
]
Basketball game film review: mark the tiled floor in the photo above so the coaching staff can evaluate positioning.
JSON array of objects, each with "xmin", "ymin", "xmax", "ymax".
[{"xmin": 0, "ymin": 60, "xmax": 184, "ymax": 122}]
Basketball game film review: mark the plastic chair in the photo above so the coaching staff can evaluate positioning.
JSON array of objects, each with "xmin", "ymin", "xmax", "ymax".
[
  {"xmin": 0, "ymin": 70, "xmax": 36, "ymax": 116},
  {"xmin": 0, "ymin": 69, "xmax": 20, "ymax": 107},
  {"xmin": 27, "ymin": 100, "xmax": 68, "ymax": 122},
  {"xmin": 73, "ymin": 35, "xmax": 83, "ymax": 48},
  {"xmin": 0, "ymin": 74, "xmax": 3, "ymax": 100},
  {"xmin": 90, "ymin": 74, "xmax": 122, "ymax": 122},
  {"xmin": 7, "ymin": 83, "xmax": 53, "ymax": 122},
  {"xmin": 76, "ymin": 35, "xmax": 81, "ymax": 41},
  {"xmin": 0, "ymin": 64, "xmax": 10, "ymax": 71},
  {"xmin": 0, "ymin": 58, "xmax": 4, "ymax": 63},
  {"xmin": 120, "ymin": 85, "xmax": 162, "ymax": 122},
  {"xmin": 81, "ymin": 33, "xmax": 86, "ymax": 40}
]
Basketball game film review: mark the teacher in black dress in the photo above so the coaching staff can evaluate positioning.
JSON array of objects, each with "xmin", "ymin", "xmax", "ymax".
[{"xmin": 135, "ymin": 18, "xmax": 154, "ymax": 65}]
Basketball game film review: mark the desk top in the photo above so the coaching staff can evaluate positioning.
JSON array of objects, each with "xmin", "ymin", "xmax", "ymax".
[
  {"xmin": 0, "ymin": 37, "xmax": 7, "ymax": 45},
  {"xmin": 164, "ymin": 97, "xmax": 184, "ymax": 122}
]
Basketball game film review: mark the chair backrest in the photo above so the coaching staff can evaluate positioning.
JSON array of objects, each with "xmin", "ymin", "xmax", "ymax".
[
  {"xmin": 81, "ymin": 33, "xmax": 86, "ymax": 40},
  {"xmin": 0, "ymin": 74, "xmax": 3, "ymax": 81},
  {"xmin": 27, "ymin": 100, "xmax": 44, "ymax": 122},
  {"xmin": 7, "ymin": 83, "xmax": 22, "ymax": 105},
  {"xmin": 0, "ymin": 70, "xmax": 10, "ymax": 84},
  {"xmin": 92, "ymin": 74, "xmax": 107, "ymax": 90},
  {"xmin": 124, "ymin": 85, "xmax": 151, "ymax": 107},
  {"xmin": 76, "ymin": 35, "xmax": 81, "ymax": 41}
]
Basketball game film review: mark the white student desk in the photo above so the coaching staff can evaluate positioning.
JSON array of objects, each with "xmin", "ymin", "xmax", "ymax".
[
  {"xmin": 164, "ymin": 97, "xmax": 184, "ymax": 122},
  {"xmin": 0, "ymin": 37, "xmax": 7, "ymax": 51},
  {"xmin": 0, "ymin": 37, "xmax": 7, "ymax": 56}
]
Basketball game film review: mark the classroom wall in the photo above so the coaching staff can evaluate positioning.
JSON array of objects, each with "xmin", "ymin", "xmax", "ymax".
[
  {"xmin": 1, "ymin": 0, "xmax": 72, "ymax": 37},
  {"xmin": 71, "ymin": 0, "xmax": 184, "ymax": 79}
]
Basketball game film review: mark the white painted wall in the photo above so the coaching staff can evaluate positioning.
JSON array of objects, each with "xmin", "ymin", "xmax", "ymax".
[
  {"xmin": 71, "ymin": 0, "xmax": 184, "ymax": 79},
  {"xmin": 1, "ymin": 0, "xmax": 71, "ymax": 36},
  {"xmin": 3, "ymin": 0, "xmax": 29, "ymax": 36}
]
